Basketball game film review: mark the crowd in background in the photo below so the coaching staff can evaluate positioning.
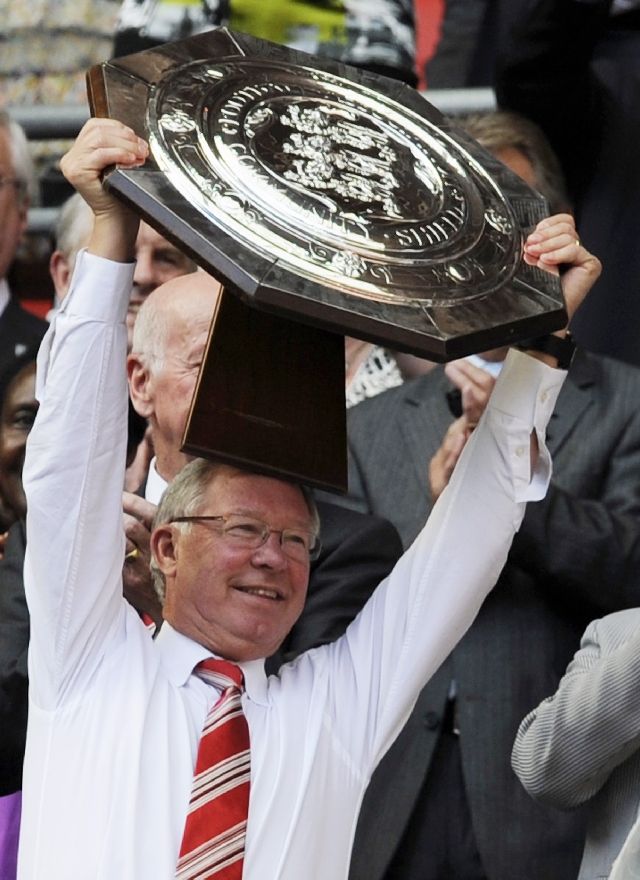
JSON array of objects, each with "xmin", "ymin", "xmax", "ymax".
[{"xmin": 2, "ymin": 2, "xmax": 640, "ymax": 879}]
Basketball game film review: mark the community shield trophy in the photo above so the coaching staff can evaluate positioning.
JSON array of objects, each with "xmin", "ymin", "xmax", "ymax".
[{"xmin": 87, "ymin": 29, "xmax": 566, "ymax": 490}]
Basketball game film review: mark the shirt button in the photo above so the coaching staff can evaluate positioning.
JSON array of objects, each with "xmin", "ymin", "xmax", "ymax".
[
  {"xmin": 515, "ymin": 445, "xmax": 526, "ymax": 458},
  {"xmin": 423, "ymin": 711, "xmax": 440, "ymax": 730},
  {"xmin": 540, "ymin": 389, "xmax": 549, "ymax": 403}
]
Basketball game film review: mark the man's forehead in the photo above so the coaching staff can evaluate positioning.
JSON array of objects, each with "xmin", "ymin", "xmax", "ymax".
[
  {"xmin": 135, "ymin": 221, "xmax": 178, "ymax": 251},
  {"xmin": 154, "ymin": 272, "xmax": 221, "ymax": 316},
  {"xmin": 204, "ymin": 466, "xmax": 312, "ymax": 520}
]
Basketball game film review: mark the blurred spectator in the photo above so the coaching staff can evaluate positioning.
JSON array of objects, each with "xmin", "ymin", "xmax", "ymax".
[
  {"xmin": 0, "ymin": 348, "xmax": 37, "ymax": 880},
  {"xmin": 47, "ymin": 192, "xmax": 93, "ymax": 313},
  {"xmin": 0, "ymin": 113, "xmax": 48, "ymax": 377},
  {"xmin": 124, "ymin": 219, "xmax": 196, "ymax": 349},
  {"xmin": 496, "ymin": 0, "xmax": 640, "ymax": 367},
  {"xmin": 113, "ymin": 0, "xmax": 416, "ymax": 84},
  {"xmin": 345, "ymin": 339, "xmax": 403, "ymax": 408},
  {"xmin": 513, "ymin": 608, "xmax": 640, "ymax": 880},
  {"xmin": 47, "ymin": 191, "xmax": 196, "ymax": 348},
  {"xmin": 0, "ymin": 351, "xmax": 38, "ymax": 538}
]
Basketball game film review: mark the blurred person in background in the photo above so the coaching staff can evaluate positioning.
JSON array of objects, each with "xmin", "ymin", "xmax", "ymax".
[
  {"xmin": 0, "ymin": 113, "xmax": 48, "ymax": 378},
  {"xmin": 0, "ymin": 348, "xmax": 38, "ymax": 880},
  {"xmin": 48, "ymin": 191, "xmax": 196, "ymax": 349}
]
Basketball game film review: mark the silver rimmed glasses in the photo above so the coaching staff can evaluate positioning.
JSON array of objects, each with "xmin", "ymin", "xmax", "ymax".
[{"xmin": 169, "ymin": 513, "xmax": 321, "ymax": 563}]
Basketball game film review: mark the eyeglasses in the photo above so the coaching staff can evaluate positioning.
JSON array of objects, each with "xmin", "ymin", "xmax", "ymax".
[{"xmin": 169, "ymin": 514, "xmax": 321, "ymax": 563}]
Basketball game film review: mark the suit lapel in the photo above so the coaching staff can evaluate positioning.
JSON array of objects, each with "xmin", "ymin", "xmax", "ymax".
[
  {"xmin": 546, "ymin": 350, "xmax": 597, "ymax": 455},
  {"xmin": 393, "ymin": 353, "xmax": 596, "ymax": 492},
  {"xmin": 401, "ymin": 371, "xmax": 455, "ymax": 496}
]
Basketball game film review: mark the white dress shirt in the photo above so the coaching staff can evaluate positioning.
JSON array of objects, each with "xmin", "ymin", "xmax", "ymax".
[
  {"xmin": 145, "ymin": 455, "xmax": 168, "ymax": 504},
  {"xmin": 0, "ymin": 277, "xmax": 10, "ymax": 319},
  {"xmin": 19, "ymin": 250, "xmax": 565, "ymax": 880}
]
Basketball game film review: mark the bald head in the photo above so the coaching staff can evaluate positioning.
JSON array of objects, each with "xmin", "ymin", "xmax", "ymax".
[
  {"xmin": 128, "ymin": 271, "xmax": 222, "ymax": 481},
  {"xmin": 131, "ymin": 270, "xmax": 221, "ymax": 365},
  {"xmin": 126, "ymin": 223, "xmax": 197, "ymax": 345}
]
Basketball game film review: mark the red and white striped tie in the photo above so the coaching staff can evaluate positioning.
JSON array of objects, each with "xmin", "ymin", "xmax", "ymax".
[{"xmin": 176, "ymin": 659, "xmax": 251, "ymax": 880}]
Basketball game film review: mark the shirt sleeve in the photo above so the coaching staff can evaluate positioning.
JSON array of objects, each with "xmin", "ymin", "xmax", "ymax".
[
  {"xmin": 325, "ymin": 348, "xmax": 566, "ymax": 776},
  {"xmin": 23, "ymin": 250, "xmax": 136, "ymax": 709},
  {"xmin": 512, "ymin": 612, "xmax": 640, "ymax": 810}
]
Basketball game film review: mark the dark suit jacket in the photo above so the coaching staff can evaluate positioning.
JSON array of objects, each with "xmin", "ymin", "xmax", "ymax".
[
  {"xmin": 0, "ymin": 297, "xmax": 48, "ymax": 379},
  {"xmin": 0, "ymin": 504, "xmax": 401, "ymax": 794},
  {"xmin": 346, "ymin": 350, "xmax": 640, "ymax": 880}
]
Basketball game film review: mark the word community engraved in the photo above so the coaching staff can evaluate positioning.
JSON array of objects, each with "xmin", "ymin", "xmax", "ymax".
[{"xmin": 88, "ymin": 28, "xmax": 566, "ymax": 360}]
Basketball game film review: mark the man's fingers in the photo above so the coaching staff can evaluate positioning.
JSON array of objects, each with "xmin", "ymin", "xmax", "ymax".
[
  {"xmin": 524, "ymin": 233, "xmax": 580, "ymax": 268},
  {"xmin": 429, "ymin": 416, "xmax": 471, "ymax": 501},
  {"xmin": 122, "ymin": 494, "xmax": 155, "ymax": 561},
  {"xmin": 441, "ymin": 425, "xmax": 467, "ymax": 465},
  {"xmin": 445, "ymin": 360, "xmax": 495, "ymax": 423},
  {"xmin": 59, "ymin": 119, "xmax": 149, "ymax": 229},
  {"xmin": 122, "ymin": 492, "xmax": 157, "ymax": 529},
  {"xmin": 60, "ymin": 120, "xmax": 147, "ymax": 176},
  {"xmin": 445, "ymin": 358, "xmax": 488, "ymax": 385},
  {"xmin": 123, "ymin": 513, "xmax": 150, "ymax": 544},
  {"xmin": 523, "ymin": 213, "xmax": 601, "ymax": 321}
]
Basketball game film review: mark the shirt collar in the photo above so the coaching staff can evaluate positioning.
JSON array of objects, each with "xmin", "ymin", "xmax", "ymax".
[
  {"xmin": 465, "ymin": 353, "xmax": 504, "ymax": 378},
  {"xmin": 0, "ymin": 278, "xmax": 10, "ymax": 318},
  {"xmin": 155, "ymin": 621, "xmax": 269, "ymax": 706},
  {"xmin": 145, "ymin": 457, "xmax": 168, "ymax": 505}
]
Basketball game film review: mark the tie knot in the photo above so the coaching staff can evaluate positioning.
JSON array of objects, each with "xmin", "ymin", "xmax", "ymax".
[{"xmin": 196, "ymin": 658, "xmax": 244, "ymax": 692}]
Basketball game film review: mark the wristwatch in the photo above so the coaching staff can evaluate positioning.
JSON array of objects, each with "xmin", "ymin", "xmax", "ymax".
[{"xmin": 516, "ymin": 333, "xmax": 576, "ymax": 370}]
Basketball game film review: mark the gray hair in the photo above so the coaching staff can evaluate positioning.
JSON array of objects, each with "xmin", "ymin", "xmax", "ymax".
[
  {"xmin": 456, "ymin": 110, "xmax": 570, "ymax": 214},
  {"xmin": 130, "ymin": 292, "xmax": 171, "ymax": 369},
  {"xmin": 0, "ymin": 110, "xmax": 38, "ymax": 206},
  {"xmin": 54, "ymin": 193, "xmax": 93, "ymax": 263},
  {"xmin": 150, "ymin": 458, "xmax": 320, "ymax": 603}
]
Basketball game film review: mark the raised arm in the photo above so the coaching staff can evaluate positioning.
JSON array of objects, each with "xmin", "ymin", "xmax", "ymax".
[
  {"xmin": 430, "ymin": 214, "xmax": 601, "ymax": 503},
  {"xmin": 328, "ymin": 215, "xmax": 600, "ymax": 769},
  {"xmin": 24, "ymin": 120, "xmax": 148, "ymax": 708},
  {"xmin": 333, "ymin": 347, "xmax": 566, "ymax": 769}
]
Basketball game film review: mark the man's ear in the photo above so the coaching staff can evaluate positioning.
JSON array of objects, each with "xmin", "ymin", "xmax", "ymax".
[
  {"xmin": 128, "ymin": 354, "xmax": 154, "ymax": 419},
  {"xmin": 49, "ymin": 250, "xmax": 72, "ymax": 302},
  {"xmin": 150, "ymin": 524, "xmax": 178, "ymax": 580}
]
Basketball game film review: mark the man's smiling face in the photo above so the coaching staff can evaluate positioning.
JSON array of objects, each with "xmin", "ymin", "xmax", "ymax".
[{"xmin": 160, "ymin": 466, "xmax": 313, "ymax": 661}]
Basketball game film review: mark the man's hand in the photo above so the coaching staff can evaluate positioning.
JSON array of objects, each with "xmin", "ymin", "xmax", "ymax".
[
  {"xmin": 60, "ymin": 118, "xmax": 148, "ymax": 263},
  {"xmin": 444, "ymin": 359, "xmax": 496, "ymax": 427},
  {"xmin": 122, "ymin": 492, "xmax": 162, "ymax": 628},
  {"xmin": 428, "ymin": 361, "xmax": 495, "ymax": 500},
  {"xmin": 125, "ymin": 429, "xmax": 154, "ymax": 494},
  {"xmin": 429, "ymin": 416, "xmax": 474, "ymax": 502},
  {"xmin": 523, "ymin": 213, "xmax": 602, "ymax": 326}
]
